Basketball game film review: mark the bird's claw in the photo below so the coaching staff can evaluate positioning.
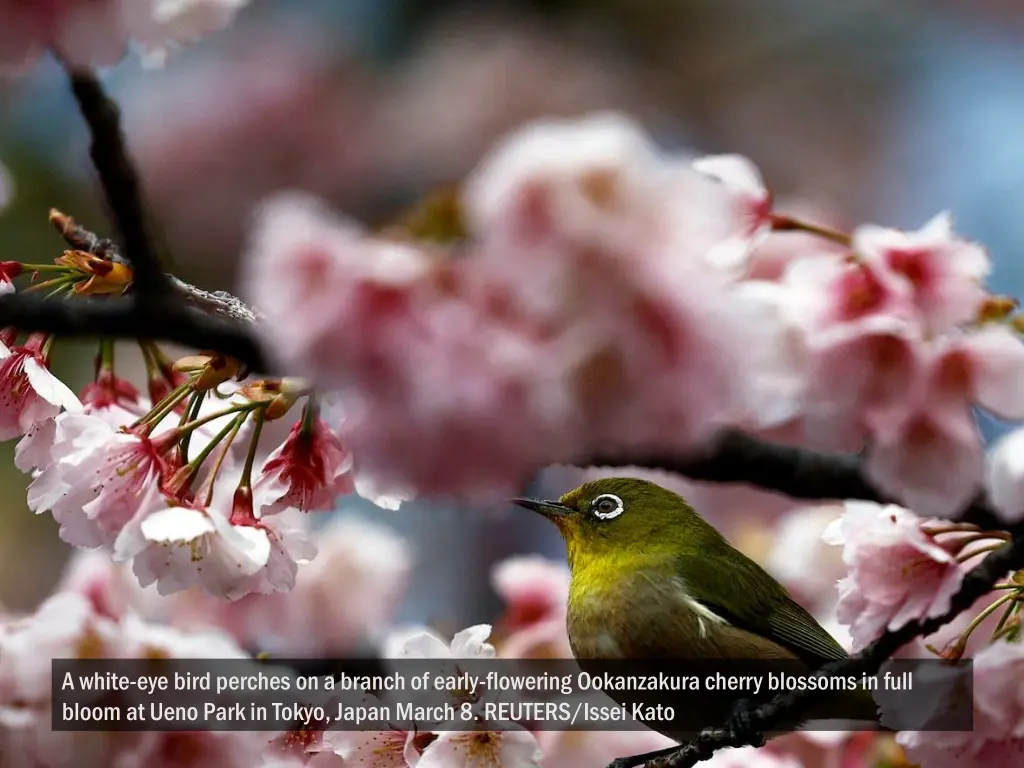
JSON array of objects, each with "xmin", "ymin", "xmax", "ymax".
[{"xmin": 726, "ymin": 698, "xmax": 766, "ymax": 748}]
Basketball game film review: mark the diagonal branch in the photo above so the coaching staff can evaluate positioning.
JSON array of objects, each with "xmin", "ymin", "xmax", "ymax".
[{"xmin": 655, "ymin": 532, "xmax": 1024, "ymax": 767}]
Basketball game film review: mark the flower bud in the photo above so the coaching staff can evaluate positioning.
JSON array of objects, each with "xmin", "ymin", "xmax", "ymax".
[
  {"xmin": 173, "ymin": 352, "xmax": 242, "ymax": 391},
  {"xmin": 56, "ymin": 250, "xmax": 133, "ymax": 295}
]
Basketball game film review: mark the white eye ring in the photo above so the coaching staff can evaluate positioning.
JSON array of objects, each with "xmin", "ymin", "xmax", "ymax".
[{"xmin": 592, "ymin": 493, "xmax": 624, "ymax": 520}]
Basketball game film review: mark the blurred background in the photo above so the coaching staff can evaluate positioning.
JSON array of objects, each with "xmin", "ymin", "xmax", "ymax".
[{"xmin": 1, "ymin": 0, "xmax": 1024, "ymax": 627}]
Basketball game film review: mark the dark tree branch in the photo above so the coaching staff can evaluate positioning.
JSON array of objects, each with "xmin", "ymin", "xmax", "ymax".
[
  {"xmin": 66, "ymin": 69, "xmax": 169, "ymax": 297},
  {"xmin": 585, "ymin": 429, "xmax": 1002, "ymax": 529},
  {"xmin": 645, "ymin": 533, "xmax": 1024, "ymax": 767},
  {"xmin": 0, "ymin": 292, "xmax": 270, "ymax": 372}
]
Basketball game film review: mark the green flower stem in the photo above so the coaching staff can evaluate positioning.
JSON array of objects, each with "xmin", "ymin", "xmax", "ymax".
[
  {"xmin": 957, "ymin": 590, "xmax": 1019, "ymax": 649},
  {"xmin": 179, "ymin": 411, "xmax": 248, "ymax": 495},
  {"xmin": 202, "ymin": 413, "xmax": 248, "ymax": 507},
  {"xmin": 134, "ymin": 381, "xmax": 193, "ymax": 429},
  {"xmin": 98, "ymin": 338, "xmax": 115, "ymax": 372},
  {"xmin": 299, "ymin": 396, "xmax": 319, "ymax": 436},
  {"xmin": 21, "ymin": 274, "xmax": 81, "ymax": 294},
  {"xmin": 178, "ymin": 400, "xmax": 260, "ymax": 439},
  {"xmin": 18, "ymin": 263, "xmax": 75, "ymax": 272},
  {"xmin": 177, "ymin": 390, "xmax": 206, "ymax": 456},
  {"xmin": 239, "ymin": 405, "xmax": 267, "ymax": 491}
]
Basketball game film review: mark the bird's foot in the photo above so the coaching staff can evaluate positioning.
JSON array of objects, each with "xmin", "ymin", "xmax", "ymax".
[
  {"xmin": 725, "ymin": 698, "xmax": 766, "ymax": 748},
  {"xmin": 606, "ymin": 745, "xmax": 680, "ymax": 768}
]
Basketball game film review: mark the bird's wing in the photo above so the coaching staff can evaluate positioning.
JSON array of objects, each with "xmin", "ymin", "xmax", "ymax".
[{"xmin": 675, "ymin": 553, "xmax": 848, "ymax": 666}]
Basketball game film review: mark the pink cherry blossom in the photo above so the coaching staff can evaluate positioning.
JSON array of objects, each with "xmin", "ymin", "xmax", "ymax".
[
  {"xmin": 0, "ymin": 593, "xmax": 123, "ymax": 706},
  {"xmin": 0, "ymin": 592, "xmax": 136, "ymax": 768},
  {"xmin": 986, "ymin": 427, "xmax": 1024, "ymax": 524},
  {"xmin": 316, "ymin": 729, "xmax": 417, "ymax": 767},
  {"xmin": 385, "ymin": 624, "xmax": 496, "ymax": 660},
  {"xmin": 254, "ymin": 416, "xmax": 354, "ymax": 515},
  {"xmin": 27, "ymin": 415, "xmax": 178, "ymax": 548},
  {"xmin": 0, "ymin": 261, "xmax": 22, "ymax": 294},
  {"xmin": 690, "ymin": 154, "xmax": 772, "ymax": 270},
  {"xmin": 170, "ymin": 516, "xmax": 411, "ymax": 655},
  {"xmin": 114, "ymin": 478, "xmax": 314, "ymax": 600},
  {"xmin": 897, "ymin": 639, "xmax": 1024, "ymax": 768},
  {"xmin": 417, "ymin": 728, "xmax": 542, "ymax": 768},
  {"xmin": 14, "ymin": 372, "xmax": 147, "ymax": 476},
  {"xmin": 854, "ymin": 212, "xmax": 990, "ymax": 334},
  {"xmin": 0, "ymin": 337, "xmax": 81, "ymax": 441},
  {"xmin": 823, "ymin": 501, "xmax": 967, "ymax": 650},
  {"xmin": 864, "ymin": 324, "xmax": 1024, "ymax": 517},
  {"xmin": 766, "ymin": 730, "xmax": 869, "ymax": 768}
]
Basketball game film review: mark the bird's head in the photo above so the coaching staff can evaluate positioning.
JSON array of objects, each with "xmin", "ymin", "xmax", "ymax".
[{"xmin": 512, "ymin": 477, "xmax": 719, "ymax": 569}]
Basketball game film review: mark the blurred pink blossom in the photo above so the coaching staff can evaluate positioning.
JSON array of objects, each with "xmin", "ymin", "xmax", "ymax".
[
  {"xmin": 316, "ymin": 729, "xmax": 415, "ymax": 767},
  {"xmin": 897, "ymin": 639, "xmax": 1024, "ymax": 768},
  {"xmin": 243, "ymin": 114, "xmax": 760, "ymax": 498},
  {"xmin": 697, "ymin": 746, "xmax": 803, "ymax": 767},
  {"xmin": 986, "ymin": 427, "xmax": 1024, "ymax": 523},
  {"xmin": 491, "ymin": 555, "xmax": 572, "ymax": 659},
  {"xmin": 0, "ymin": 0, "xmax": 250, "ymax": 70},
  {"xmin": 122, "ymin": 23, "xmax": 376, "ymax": 262},
  {"xmin": 765, "ymin": 504, "xmax": 845, "ymax": 610},
  {"xmin": 854, "ymin": 212, "xmax": 990, "ymax": 334},
  {"xmin": 384, "ymin": 624, "xmax": 496, "ymax": 660},
  {"xmin": 864, "ymin": 325, "xmax": 1024, "ymax": 517}
]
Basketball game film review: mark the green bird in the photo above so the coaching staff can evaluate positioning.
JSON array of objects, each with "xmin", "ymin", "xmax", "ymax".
[{"xmin": 511, "ymin": 477, "xmax": 883, "ymax": 768}]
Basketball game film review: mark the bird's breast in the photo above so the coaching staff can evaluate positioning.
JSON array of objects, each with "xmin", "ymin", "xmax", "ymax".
[
  {"xmin": 567, "ymin": 570, "xmax": 724, "ymax": 660},
  {"xmin": 566, "ymin": 568, "xmax": 799, "ymax": 662}
]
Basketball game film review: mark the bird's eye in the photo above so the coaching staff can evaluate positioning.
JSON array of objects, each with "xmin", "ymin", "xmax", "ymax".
[{"xmin": 591, "ymin": 493, "xmax": 624, "ymax": 520}]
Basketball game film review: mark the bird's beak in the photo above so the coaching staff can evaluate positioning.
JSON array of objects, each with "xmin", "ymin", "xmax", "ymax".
[{"xmin": 510, "ymin": 497, "xmax": 573, "ymax": 519}]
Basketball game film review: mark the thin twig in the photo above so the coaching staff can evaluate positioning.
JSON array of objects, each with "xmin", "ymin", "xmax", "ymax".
[{"xmin": 66, "ymin": 69, "xmax": 169, "ymax": 297}]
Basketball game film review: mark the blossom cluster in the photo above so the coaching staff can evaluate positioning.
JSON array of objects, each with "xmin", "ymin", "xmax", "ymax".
[
  {"xmin": 243, "ymin": 112, "xmax": 1024, "ymax": 520},
  {"xmin": 0, "ymin": 306, "xmax": 402, "ymax": 602}
]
